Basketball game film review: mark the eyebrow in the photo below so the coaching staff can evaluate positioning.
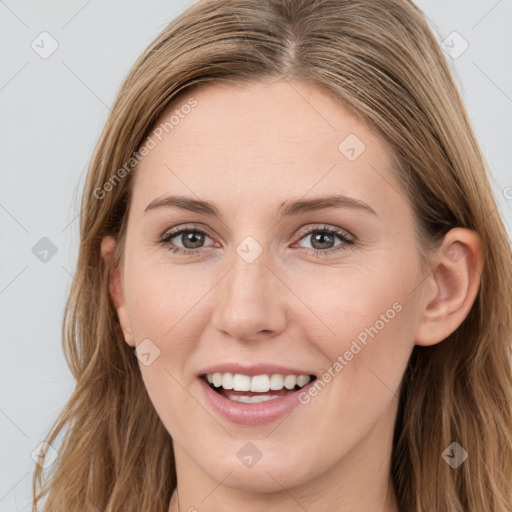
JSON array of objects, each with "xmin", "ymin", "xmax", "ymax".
[{"xmin": 144, "ymin": 194, "xmax": 377, "ymax": 218}]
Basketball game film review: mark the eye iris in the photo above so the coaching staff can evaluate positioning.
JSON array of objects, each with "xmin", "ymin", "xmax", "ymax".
[
  {"xmin": 311, "ymin": 231, "xmax": 335, "ymax": 250},
  {"xmin": 182, "ymin": 231, "xmax": 204, "ymax": 249}
]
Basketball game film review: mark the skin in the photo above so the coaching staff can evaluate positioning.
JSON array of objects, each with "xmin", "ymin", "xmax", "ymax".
[{"xmin": 101, "ymin": 78, "xmax": 483, "ymax": 512}]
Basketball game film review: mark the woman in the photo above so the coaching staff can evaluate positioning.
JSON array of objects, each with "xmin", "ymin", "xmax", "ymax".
[{"xmin": 32, "ymin": 0, "xmax": 512, "ymax": 510}]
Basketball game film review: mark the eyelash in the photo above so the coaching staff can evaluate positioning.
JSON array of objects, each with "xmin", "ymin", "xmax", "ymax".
[{"xmin": 158, "ymin": 223, "xmax": 355, "ymax": 258}]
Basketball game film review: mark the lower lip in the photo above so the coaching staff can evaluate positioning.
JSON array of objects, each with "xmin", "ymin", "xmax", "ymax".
[{"xmin": 198, "ymin": 377, "xmax": 315, "ymax": 425}]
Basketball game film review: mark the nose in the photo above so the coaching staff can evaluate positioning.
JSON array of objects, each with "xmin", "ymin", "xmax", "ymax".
[{"xmin": 210, "ymin": 250, "xmax": 288, "ymax": 343}]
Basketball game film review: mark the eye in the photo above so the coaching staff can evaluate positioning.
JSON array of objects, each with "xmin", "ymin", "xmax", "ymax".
[
  {"xmin": 159, "ymin": 224, "xmax": 217, "ymax": 255},
  {"xmin": 293, "ymin": 224, "xmax": 355, "ymax": 256},
  {"xmin": 159, "ymin": 223, "xmax": 355, "ymax": 257}
]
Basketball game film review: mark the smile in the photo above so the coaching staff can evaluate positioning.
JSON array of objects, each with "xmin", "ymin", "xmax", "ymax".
[{"xmin": 204, "ymin": 372, "xmax": 315, "ymax": 403}]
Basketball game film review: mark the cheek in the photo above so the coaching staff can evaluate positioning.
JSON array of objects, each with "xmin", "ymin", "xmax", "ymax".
[
  {"xmin": 124, "ymin": 257, "xmax": 209, "ymax": 342},
  {"xmin": 287, "ymin": 273, "xmax": 418, "ymax": 458},
  {"xmin": 123, "ymin": 263, "xmax": 208, "ymax": 438},
  {"xmin": 122, "ymin": 259, "xmax": 205, "ymax": 399},
  {"xmin": 293, "ymin": 253, "xmax": 420, "ymax": 393}
]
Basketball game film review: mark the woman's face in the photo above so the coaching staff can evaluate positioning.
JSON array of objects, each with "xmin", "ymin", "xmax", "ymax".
[{"xmin": 107, "ymin": 79, "xmax": 428, "ymax": 497}]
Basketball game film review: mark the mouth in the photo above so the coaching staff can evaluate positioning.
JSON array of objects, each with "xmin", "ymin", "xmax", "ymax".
[{"xmin": 201, "ymin": 372, "xmax": 317, "ymax": 404}]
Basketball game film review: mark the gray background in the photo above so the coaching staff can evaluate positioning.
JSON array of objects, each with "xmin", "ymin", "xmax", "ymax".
[{"xmin": 1, "ymin": 1, "xmax": 511, "ymax": 510}]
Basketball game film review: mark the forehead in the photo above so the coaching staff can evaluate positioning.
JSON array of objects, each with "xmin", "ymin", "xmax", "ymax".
[{"xmin": 131, "ymin": 79, "xmax": 407, "ymax": 218}]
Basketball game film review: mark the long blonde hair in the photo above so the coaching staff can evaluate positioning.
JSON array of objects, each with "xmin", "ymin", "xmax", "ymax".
[{"xmin": 32, "ymin": 1, "xmax": 512, "ymax": 510}]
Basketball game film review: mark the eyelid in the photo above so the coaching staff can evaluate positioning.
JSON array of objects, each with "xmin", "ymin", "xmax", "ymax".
[
  {"xmin": 293, "ymin": 223, "xmax": 355, "ymax": 243},
  {"xmin": 160, "ymin": 222, "xmax": 216, "ymax": 241}
]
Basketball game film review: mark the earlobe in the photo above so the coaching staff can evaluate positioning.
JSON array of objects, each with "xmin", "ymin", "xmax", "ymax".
[
  {"xmin": 100, "ymin": 236, "xmax": 135, "ymax": 347},
  {"xmin": 415, "ymin": 228, "xmax": 484, "ymax": 347}
]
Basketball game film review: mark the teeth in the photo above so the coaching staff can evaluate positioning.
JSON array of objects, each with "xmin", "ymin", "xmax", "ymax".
[
  {"xmin": 297, "ymin": 375, "xmax": 310, "ymax": 387},
  {"xmin": 250, "ymin": 375, "xmax": 270, "ymax": 392},
  {"xmin": 212, "ymin": 373, "xmax": 222, "ymax": 387},
  {"xmin": 232, "ymin": 373, "xmax": 251, "ymax": 391},
  {"xmin": 269, "ymin": 374, "xmax": 283, "ymax": 390},
  {"xmin": 284, "ymin": 375, "xmax": 297, "ymax": 390},
  {"xmin": 206, "ymin": 372, "xmax": 312, "ymax": 392},
  {"xmin": 228, "ymin": 394, "xmax": 282, "ymax": 403},
  {"xmin": 222, "ymin": 373, "xmax": 234, "ymax": 389}
]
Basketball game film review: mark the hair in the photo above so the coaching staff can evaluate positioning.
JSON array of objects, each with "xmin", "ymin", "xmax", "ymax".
[{"xmin": 32, "ymin": 0, "xmax": 512, "ymax": 510}]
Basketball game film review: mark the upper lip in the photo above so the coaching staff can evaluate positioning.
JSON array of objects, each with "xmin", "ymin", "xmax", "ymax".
[{"xmin": 198, "ymin": 363, "xmax": 317, "ymax": 378}]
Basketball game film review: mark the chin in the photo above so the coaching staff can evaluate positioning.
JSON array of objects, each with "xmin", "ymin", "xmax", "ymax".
[{"xmin": 196, "ymin": 444, "xmax": 316, "ymax": 493}]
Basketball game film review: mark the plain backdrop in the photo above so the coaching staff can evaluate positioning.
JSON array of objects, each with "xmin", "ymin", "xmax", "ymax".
[{"xmin": 1, "ymin": 1, "xmax": 511, "ymax": 510}]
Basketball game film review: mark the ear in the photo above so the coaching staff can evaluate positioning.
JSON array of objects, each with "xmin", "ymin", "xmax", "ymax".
[
  {"xmin": 101, "ymin": 236, "xmax": 135, "ymax": 347},
  {"xmin": 415, "ymin": 227, "xmax": 484, "ymax": 346}
]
